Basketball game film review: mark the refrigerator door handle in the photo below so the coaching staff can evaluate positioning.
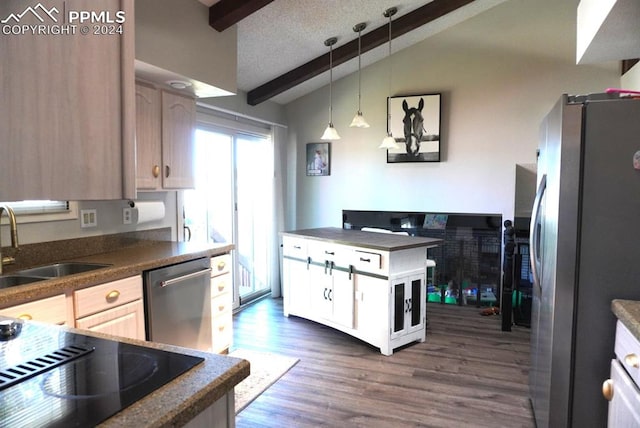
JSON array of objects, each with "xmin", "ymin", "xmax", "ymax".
[{"xmin": 530, "ymin": 174, "xmax": 546, "ymax": 290}]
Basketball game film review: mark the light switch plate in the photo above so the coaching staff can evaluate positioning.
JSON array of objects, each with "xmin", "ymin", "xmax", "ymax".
[{"xmin": 80, "ymin": 209, "xmax": 97, "ymax": 228}]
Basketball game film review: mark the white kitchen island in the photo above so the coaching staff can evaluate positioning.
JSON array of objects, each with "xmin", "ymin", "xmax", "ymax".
[{"xmin": 281, "ymin": 227, "xmax": 442, "ymax": 355}]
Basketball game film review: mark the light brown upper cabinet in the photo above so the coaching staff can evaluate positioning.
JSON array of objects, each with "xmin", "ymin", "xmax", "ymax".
[
  {"xmin": 0, "ymin": 0, "xmax": 136, "ymax": 201},
  {"xmin": 135, "ymin": 83, "xmax": 195, "ymax": 190}
]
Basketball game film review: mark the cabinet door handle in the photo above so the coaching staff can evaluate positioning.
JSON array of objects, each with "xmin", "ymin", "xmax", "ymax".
[
  {"xmin": 165, "ymin": 165, "xmax": 171, "ymax": 178},
  {"xmin": 106, "ymin": 290, "xmax": 120, "ymax": 302},
  {"xmin": 152, "ymin": 165, "xmax": 160, "ymax": 178},
  {"xmin": 328, "ymin": 289, "xmax": 333, "ymax": 301},
  {"xmin": 18, "ymin": 314, "xmax": 32, "ymax": 321},
  {"xmin": 602, "ymin": 379, "xmax": 614, "ymax": 401},
  {"xmin": 625, "ymin": 353, "xmax": 640, "ymax": 368},
  {"xmin": 323, "ymin": 288, "xmax": 328, "ymax": 300}
]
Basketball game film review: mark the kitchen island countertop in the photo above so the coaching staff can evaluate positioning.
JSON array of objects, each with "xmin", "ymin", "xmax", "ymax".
[
  {"xmin": 0, "ymin": 240, "xmax": 234, "ymax": 307},
  {"xmin": 282, "ymin": 227, "xmax": 442, "ymax": 251},
  {"xmin": 612, "ymin": 299, "xmax": 640, "ymax": 341}
]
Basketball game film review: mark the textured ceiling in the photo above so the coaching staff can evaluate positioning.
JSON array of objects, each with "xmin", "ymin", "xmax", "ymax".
[{"xmin": 199, "ymin": 0, "xmax": 585, "ymax": 105}]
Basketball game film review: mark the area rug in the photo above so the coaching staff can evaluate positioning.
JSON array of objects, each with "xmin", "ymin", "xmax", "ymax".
[{"xmin": 228, "ymin": 349, "xmax": 299, "ymax": 414}]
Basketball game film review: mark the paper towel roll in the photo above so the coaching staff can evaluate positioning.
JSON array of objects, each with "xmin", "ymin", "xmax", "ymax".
[{"xmin": 131, "ymin": 201, "xmax": 165, "ymax": 224}]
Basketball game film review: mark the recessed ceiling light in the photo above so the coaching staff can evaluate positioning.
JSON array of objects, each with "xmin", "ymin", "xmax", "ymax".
[{"xmin": 167, "ymin": 80, "xmax": 192, "ymax": 90}]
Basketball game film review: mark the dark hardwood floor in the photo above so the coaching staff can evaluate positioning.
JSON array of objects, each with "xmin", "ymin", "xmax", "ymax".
[{"xmin": 233, "ymin": 297, "xmax": 535, "ymax": 428}]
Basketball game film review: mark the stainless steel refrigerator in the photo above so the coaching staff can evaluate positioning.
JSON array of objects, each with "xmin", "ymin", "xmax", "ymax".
[{"xmin": 530, "ymin": 93, "xmax": 640, "ymax": 428}]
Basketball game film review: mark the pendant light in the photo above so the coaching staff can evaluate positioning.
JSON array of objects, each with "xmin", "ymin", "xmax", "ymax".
[
  {"xmin": 321, "ymin": 37, "xmax": 341, "ymax": 140},
  {"xmin": 349, "ymin": 22, "xmax": 370, "ymax": 128},
  {"xmin": 379, "ymin": 7, "xmax": 399, "ymax": 149}
]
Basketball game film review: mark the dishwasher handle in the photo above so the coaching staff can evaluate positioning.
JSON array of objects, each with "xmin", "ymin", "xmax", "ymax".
[{"xmin": 160, "ymin": 268, "xmax": 212, "ymax": 288}]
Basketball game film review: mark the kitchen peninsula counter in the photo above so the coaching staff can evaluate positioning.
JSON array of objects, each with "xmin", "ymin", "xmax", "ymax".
[
  {"xmin": 0, "ymin": 240, "xmax": 234, "ymax": 307},
  {"xmin": 0, "ymin": 317, "xmax": 248, "ymax": 427},
  {"xmin": 96, "ymin": 330, "xmax": 249, "ymax": 427},
  {"xmin": 612, "ymin": 299, "xmax": 640, "ymax": 341}
]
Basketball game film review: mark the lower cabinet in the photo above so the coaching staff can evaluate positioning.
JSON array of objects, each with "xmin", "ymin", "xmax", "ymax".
[
  {"xmin": 309, "ymin": 263, "xmax": 354, "ymax": 329},
  {"xmin": 282, "ymin": 234, "xmax": 428, "ymax": 355},
  {"xmin": 390, "ymin": 272, "xmax": 426, "ymax": 340},
  {"xmin": 74, "ymin": 276, "xmax": 145, "ymax": 340},
  {"xmin": 211, "ymin": 254, "xmax": 233, "ymax": 354},
  {"xmin": 0, "ymin": 294, "xmax": 69, "ymax": 325},
  {"xmin": 604, "ymin": 320, "xmax": 640, "ymax": 426}
]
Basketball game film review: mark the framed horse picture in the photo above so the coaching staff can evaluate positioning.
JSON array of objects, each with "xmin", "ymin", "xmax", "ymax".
[{"xmin": 386, "ymin": 93, "xmax": 441, "ymax": 163}]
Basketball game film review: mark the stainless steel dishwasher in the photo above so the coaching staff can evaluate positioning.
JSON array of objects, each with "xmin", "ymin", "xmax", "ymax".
[{"xmin": 143, "ymin": 257, "xmax": 212, "ymax": 352}]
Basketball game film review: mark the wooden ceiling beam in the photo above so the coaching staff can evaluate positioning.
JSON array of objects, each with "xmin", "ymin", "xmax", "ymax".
[
  {"xmin": 209, "ymin": 0, "xmax": 275, "ymax": 32},
  {"xmin": 247, "ymin": 0, "xmax": 475, "ymax": 105}
]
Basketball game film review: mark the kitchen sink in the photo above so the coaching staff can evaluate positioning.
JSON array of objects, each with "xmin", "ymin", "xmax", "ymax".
[
  {"xmin": 15, "ymin": 262, "xmax": 112, "ymax": 278},
  {"xmin": 0, "ymin": 275, "xmax": 45, "ymax": 289}
]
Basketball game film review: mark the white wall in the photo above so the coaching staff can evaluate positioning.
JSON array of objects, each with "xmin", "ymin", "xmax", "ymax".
[
  {"xmin": 621, "ymin": 62, "xmax": 640, "ymax": 90},
  {"xmin": 284, "ymin": 0, "xmax": 619, "ymax": 230}
]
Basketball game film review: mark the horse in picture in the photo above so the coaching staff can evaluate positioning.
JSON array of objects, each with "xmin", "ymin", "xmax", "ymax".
[{"xmin": 402, "ymin": 98, "xmax": 425, "ymax": 157}]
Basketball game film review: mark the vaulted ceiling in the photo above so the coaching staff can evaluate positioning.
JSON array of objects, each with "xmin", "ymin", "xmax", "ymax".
[{"xmin": 199, "ymin": 0, "xmax": 509, "ymax": 105}]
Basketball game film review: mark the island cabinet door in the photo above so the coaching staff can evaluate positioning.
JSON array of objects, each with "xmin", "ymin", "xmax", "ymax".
[
  {"xmin": 282, "ymin": 256, "xmax": 311, "ymax": 317},
  {"xmin": 354, "ymin": 274, "xmax": 388, "ymax": 344},
  {"xmin": 309, "ymin": 263, "xmax": 354, "ymax": 329},
  {"xmin": 390, "ymin": 272, "xmax": 426, "ymax": 340}
]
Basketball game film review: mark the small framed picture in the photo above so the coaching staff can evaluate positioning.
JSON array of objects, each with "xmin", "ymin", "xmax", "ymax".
[
  {"xmin": 386, "ymin": 93, "xmax": 441, "ymax": 163},
  {"xmin": 306, "ymin": 142, "xmax": 330, "ymax": 176}
]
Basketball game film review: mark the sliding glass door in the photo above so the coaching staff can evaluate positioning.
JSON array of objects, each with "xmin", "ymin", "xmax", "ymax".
[{"xmin": 183, "ymin": 127, "xmax": 274, "ymax": 308}]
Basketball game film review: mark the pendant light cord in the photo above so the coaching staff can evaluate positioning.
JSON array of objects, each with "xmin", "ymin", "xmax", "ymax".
[
  {"xmin": 329, "ymin": 42, "xmax": 334, "ymax": 124},
  {"xmin": 387, "ymin": 10, "xmax": 393, "ymax": 135},
  {"xmin": 357, "ymin": 28, "xmax": 362, "ymax": 112}
]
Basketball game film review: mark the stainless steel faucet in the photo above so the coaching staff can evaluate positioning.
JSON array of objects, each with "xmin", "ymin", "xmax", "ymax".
[{"xmin": 0, "ymin": 205, "xmax": 19, "ymax": 275}]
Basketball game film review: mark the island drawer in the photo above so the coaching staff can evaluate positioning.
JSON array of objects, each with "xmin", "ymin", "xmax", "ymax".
[
  {"xmin": 282, "ymin": 237, "xmax": 308, "ymax": 258},
  {"xmin": 352, "ymin": 250, "xmax": 384, "ymax": 274}
]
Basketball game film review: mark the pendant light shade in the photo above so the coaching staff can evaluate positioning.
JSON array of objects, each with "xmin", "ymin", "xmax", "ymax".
[
  {"xmin": 350, "ymin": 22, "xmax": 369, "ymax": 128},
  {"xmin": 379, "ymin": 134, "xmax": 398, "ymax": 149},
  {"xmin": 321, "ymin": 37, "xmax": 340, "ymax": 140},
  {"xmin": 379, "ymin": 7, "xmax": 399, "ymax": 150}
]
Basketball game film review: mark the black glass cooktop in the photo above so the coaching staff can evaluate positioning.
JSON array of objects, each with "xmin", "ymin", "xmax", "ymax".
[{"xmin": 0, "ymin": 319, "xmax": 204, "ymax": 428}]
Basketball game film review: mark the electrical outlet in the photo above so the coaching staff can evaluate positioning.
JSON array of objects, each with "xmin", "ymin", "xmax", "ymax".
[
  {"xmin": 80, "ymin": 209, "xmax": 97, "ymax": 228},
  {"xmin": 123, "ymin": 208, "xmax": 132, "ymax": 225}
]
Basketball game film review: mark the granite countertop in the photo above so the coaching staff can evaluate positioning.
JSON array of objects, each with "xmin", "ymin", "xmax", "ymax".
[
  {"xmin": 0, "ymin": 240, "xmax": 234, "ymax": 307},
  {"xmin": 282, "ymin": 227, "xmax": 443, "ymax": 251},
  {"xmin": 612, "ymin": 299, "xmax": 640, "ymax": 341},
  {"xmin": 0, "ymin": 319, "xmax": 249, "ymax": 427},
  {"xmin": 93, "ymin": 329, "xmax": 249, "ymax": 427}
]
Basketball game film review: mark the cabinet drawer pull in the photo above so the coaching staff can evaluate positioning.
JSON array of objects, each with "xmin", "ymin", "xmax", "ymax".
[
  {"xmin": 217, "ymin": 261, "xmax": 226, "ymax": 271},
  {"xmin": 602, "ymin": 379, "xmax": 614, "ymax": 401},
  {"xmin": 625, "ymin": 353, "xmax": 640, "ymax": 368},
  {"xmin": 325, "ymin": 250, "xmax": 335, "ymax": 255},
  {"xmin": 360, "ymin": 257, "xmax": 371, "ymax": 263},
  {"xmin": 218, "ymin": 325, "xmax": 225, "ymax": 332},
  {"xmin": 152, "ymin": 165, "xmax": 160, "ymax": 178},
  {"xmin": 217, "ymin": 283, "xmax": 226, "ymax": 292},
  {"xmin": 293, "ymin": 245, "xmax": 301, "ymax": 250},
  {"xmin": 106, "ymin": 290, "xmax": 120, "ymax": 302},
  {"xmin": 18, "ymin": 314, "xmax": 32, "ymax": 321},
  {"xmin": 218, "ymin": 305, "xmax": 226, "ymax": 312}
]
